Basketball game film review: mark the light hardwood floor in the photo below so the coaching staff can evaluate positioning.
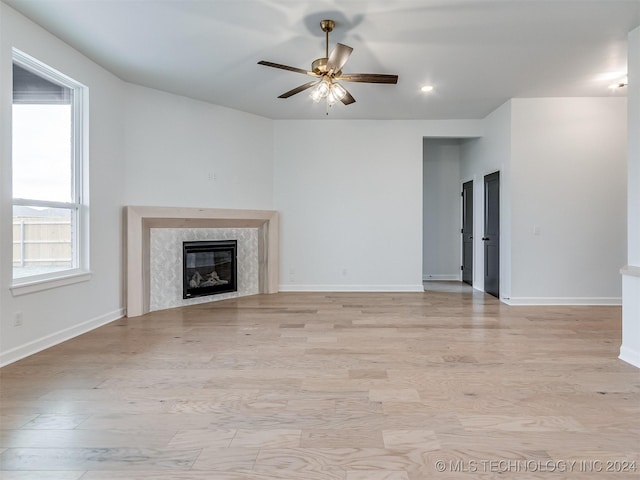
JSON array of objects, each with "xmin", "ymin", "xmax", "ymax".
[{"xmin": 1, "ymin": 289, "xmax": 639, "ymax": 479}]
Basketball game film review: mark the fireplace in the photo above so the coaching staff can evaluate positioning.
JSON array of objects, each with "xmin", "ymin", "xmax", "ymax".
[{"xmin": 183, "ymin": 240, "xmax": 237, "ymax": 299}]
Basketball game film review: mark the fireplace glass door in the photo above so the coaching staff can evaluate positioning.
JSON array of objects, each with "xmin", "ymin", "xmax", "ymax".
[{"xmin": 183, "ymin": 240, "xmax": 237, "ymax": 298}]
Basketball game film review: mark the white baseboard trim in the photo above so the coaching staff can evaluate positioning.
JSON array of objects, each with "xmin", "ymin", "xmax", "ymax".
[
  {"xmin": 279, "ymin": 284, "xmax": 425, "ymax": 293},
  {"xmin": 0, "ymin": 308, "xmax": 125, "ymax": 367},
  {"xmin": 503, "ymin": 297, "xmax": 622, "ymax": 306},
  {"xmin": 422, "ymin": 274, "xmax": 461, "ymax": 281},
  {"xmin": 619, "ymin": 345, "xmax": 640, "ymax": 368}
]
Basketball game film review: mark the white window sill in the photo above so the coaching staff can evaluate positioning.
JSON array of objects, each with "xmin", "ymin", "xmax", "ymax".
[{"xmin": 11, "ymin": 270, "xmax": 92, "ymax": 296}]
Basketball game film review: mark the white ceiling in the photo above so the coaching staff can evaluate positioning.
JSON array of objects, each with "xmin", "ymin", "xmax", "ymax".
[{"xmin": 5, "ymin": 0, "xmax": 640, "ymax": 120}]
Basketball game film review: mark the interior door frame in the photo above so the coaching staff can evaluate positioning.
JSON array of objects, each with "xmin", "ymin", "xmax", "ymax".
[
  {"xmin": 483, "ymin": 170, "xmax": 500, "ymax": 298},
  {"xmin": 460, "ymin": 177, "xmax": 474, "ymax": 285},
  {"xmin": 470, "ymin": 167, "xmax": 503, "ymax": 299}
]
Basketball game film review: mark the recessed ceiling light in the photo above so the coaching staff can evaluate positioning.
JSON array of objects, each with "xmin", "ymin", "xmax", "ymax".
[{"xmin": 421, "ymin": 85, "xmax": 434, "ymax": 93}]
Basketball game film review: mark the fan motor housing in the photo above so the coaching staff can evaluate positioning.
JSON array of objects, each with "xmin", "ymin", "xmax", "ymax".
[
  {"xmin": 312, "ymin": 58, "xmax": 342, "ymax": 76},
  {"xmin": 312, "ymin": 57, "xmax": 328, "ymax": 74}
]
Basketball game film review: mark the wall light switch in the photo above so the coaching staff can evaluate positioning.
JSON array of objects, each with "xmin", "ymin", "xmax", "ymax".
[{"xmin": 533, "ymin": 225, "xmax": 541, "ymax": 236}]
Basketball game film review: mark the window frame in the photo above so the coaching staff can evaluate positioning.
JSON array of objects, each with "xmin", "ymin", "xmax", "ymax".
[{"xmin": 10, "ymin": 49, "xmax": 90, "ymax": 295}]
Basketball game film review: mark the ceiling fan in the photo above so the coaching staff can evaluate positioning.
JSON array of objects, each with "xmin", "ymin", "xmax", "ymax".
[{"xmin": 258, "ymin": 19, "xmax": 398, "ymax": 107}]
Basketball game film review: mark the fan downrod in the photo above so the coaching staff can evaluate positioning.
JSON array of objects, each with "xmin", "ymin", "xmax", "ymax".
[{"xmin": 313, "ymin": 19, "xmax": 336, "ymax": 75}]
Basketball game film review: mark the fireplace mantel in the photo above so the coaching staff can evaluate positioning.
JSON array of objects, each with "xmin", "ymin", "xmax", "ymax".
[{"xmin": 125, "ymin": 206, "xmax": 278, "ymax": 317}]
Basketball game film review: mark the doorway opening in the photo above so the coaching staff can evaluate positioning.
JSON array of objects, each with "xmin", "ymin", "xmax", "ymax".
[
  {"xmin": 483, "ymin": 171, "xmax": 500, "ymax": 298},
  {"xmin": 422, "ymin": 138, "xmax": 465, "ymax": 284},
  {"xmin": 461, "ymin": 180, "xmax": 473, "ymax": 286}
]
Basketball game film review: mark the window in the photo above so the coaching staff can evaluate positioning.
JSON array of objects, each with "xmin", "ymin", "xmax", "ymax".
[{"xmin": 12, "ymin": 50, "xmax": 88, "ymax": 290}]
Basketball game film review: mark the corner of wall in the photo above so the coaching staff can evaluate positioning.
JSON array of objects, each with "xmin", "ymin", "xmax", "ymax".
[{"xmin": 621, "ymin": 26, "xmax": 640, "ymax": 368}]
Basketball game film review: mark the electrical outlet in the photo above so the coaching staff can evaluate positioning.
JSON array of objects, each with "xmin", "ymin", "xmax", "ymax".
[
  {"xmin": 342, "ymin": 268, "xmax": 348, "ymax": 276},
  {"xmin": 207, "ymin": 172, "xmax": 216, "ymax": 181},
  {"xmin": 14, "ymin": 312, "xmax": 23, "ymax": 327}
]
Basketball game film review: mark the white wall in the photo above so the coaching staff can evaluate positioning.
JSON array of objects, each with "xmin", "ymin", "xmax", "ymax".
[
  {"xmin": 621, "ymin": 26, "xmax": 640, "ymax": 367},
  {"xmin": 459, "ymin": 97, "xmax": 626, "ymax": 305},
  {"xmin": 0, "ymin": 4, "xmax": 277, "ymax": 366},
  {"xmin": 510, "ymin": 97, "xmax": 627, "ymax": 304},
  {"xmin": 124, "ymin": 84, "xmax": 274, "ymax": 210},
  {"xmin": 423, "ymin": 139, "xmax": 462, "ymax": 280},
  {"xmin": 274, "ymin": 120, "xmax": 483, "ymax": 291},
  {"xmin": 460, "ymin": 101, "xmax": 512, "ymax": 297},
  {"xmin": 0, "ymin": 3, "xmax": 126, "ymax": 365}
]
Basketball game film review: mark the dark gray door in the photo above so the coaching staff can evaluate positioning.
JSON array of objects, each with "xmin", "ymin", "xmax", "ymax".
[
  {"xmin": 483, "ymin": 172, "xmax": 499, "ymax": 298},
  {"xmin": 462, "ymin": 180, "xmax": 473, "ymax": 285}
]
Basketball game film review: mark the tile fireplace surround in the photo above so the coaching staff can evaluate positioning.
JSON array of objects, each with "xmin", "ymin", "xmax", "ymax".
[{"xmin": 125, "ymin": 206, "xmax": 279, "ymax": 317}]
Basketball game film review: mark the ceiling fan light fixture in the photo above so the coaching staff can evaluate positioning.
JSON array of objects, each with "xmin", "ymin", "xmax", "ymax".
[
  {"xmin": 310, "ymin": 78, "xmax": 331, "ymax": 102},
  {"xmin": 327, "ymin": 89, "xmax": 339, "ymax": 106},
  {"xmin": 258, "ymin": 19, "xmax": 398, "ymax": 111},
  {"xmin": 331, "ymin": 82, "xmax": 347, "ymax": 100},
  {"xmin": 309, "ymin": 83, "xmax": 323, "ymax": 102}
]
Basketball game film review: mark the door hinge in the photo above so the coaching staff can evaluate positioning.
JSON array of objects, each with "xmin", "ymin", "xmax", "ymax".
[
  {"xmin": 461, "ymin": 228, "xmax": 464, "ymax": 234},
  {"xmin": 461, "ymin": 265, "xmax": 464, "ymax": 271}
]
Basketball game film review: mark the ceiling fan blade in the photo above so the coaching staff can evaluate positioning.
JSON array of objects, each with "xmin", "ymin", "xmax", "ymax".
[
  {"xmin": 278, "ymin": 81, "xmax": 318, "ymax": 99},
  {"xmin": 337, "ymin": 73, "xmax": 398, "ymax": 84},
  {"xmin": 340, "ymin": 89, "xmax": 356, "ymax": 105},
  {"xmin": 258, "ymin": 60, "xmax": 315, "ymax": 76},
  {"xmin": 327, "ymin": 43, "xmax": 353, "ymax": 73}
]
